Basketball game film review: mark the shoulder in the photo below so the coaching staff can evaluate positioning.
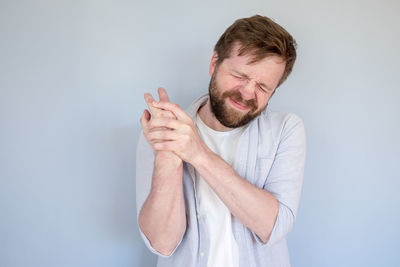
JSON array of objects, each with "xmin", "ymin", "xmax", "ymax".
[
  {"xmin": 261, "ymin": 108, "xmax": 303, "ymax": 125},
  {"xmin": 258, "ymin": 108, "xmax": 304, "ymax": 133},
  {"xmin": 252, "ymin": 108, "xmax": 305, "ymax": 149}
]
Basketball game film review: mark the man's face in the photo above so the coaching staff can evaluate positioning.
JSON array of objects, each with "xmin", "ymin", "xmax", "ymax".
[{"xmin": 208, "ymin": 44, "xmax": 286, "ymax": 128}]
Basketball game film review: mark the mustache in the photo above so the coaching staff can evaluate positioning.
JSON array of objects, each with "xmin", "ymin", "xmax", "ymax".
[{"xmin": 222, "ymin": 90, "xmax": 258, "ymax": 111}]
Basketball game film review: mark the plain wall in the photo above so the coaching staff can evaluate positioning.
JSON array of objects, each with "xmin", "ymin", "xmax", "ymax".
[{"xmin": 1, "ymin": 0, "xmax": 399, "ymax": 266}]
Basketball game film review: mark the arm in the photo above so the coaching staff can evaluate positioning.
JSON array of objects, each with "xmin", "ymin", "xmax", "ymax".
[
  {"xmin": 137, "ymin": 89, "xmax": 186, "ymax": 256},
  {"xmin": 191, "ymin": 150, "xmax": 279, "ymax": 243},
  {"xmin": 193, "ymin": 114, "xmax": 306, "ymax": 244},
  {"xmin": 138, "ymin": 150, "xmax": 186, "ymax": 256},
  {"xmin": 148, "ymin": 101, "xmax": 305, "ymax": 244},
  {"xmin": 147, "ymin": 101, "xmax": 277, "ymax": 242}
]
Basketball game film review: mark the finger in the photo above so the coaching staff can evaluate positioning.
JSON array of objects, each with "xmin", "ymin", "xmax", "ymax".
[
  {"xmin": 140, "ymin": 109, "xmax": 151, "ymax": 125},
  {"xmin": 152, "ymin": 140, "xmax": 178, "ymax": 152},
  {"xmin": 144, "ymin": 93, "xmax": 157, "ymax": 114},
  {"xmin": 157, "ymin": 88, "xmax": 176, "ymax": 119},
  {"xmin": 140, "ymin": 109, "xmax": 151, "ymax": 134},
  {"xmin": 147, "ymin": 129, "xmax": 181, "ymax": 142},
  {"xmin": 148, "ymin": 117, "xmax": 183, "ymax": 131},
  {"xmin": 152, "ymin": 101, "xmax": 191, "ymax": 122},
  {"xmin": 158, "ymin": 87, "xmax": 170, "ymax": 102},
  {"xmin": 158, "ymin": 109, "xmax": 176, "ymax": 119},
  {"xmin": 145, "ymin": 92, "xmax": 176, "ymax": 119},
  {"xmin": 144, "ymin": 93, "xmax": 155, "ymax": 105}
]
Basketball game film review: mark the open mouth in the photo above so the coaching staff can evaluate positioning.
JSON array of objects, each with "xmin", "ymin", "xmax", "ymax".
[{"xmin": 228, "ymin": 97, "xmax": 251, "ymax": 111}]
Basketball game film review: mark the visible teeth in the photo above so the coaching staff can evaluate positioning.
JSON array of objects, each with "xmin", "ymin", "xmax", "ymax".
[{"xmin": 235, "ymin": 100, "xmax": 246, "ymax": 107}]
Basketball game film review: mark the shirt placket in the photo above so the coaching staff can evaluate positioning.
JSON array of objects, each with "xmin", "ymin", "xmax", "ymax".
[{"xmin": 188, "ymin": 163, "xmax": 209, "ymax": 267}]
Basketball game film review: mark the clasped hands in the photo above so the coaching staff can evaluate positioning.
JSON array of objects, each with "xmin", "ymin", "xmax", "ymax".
[{"xmin": 140, "ymin": 88, "xmax": 209, "ymax": 165}]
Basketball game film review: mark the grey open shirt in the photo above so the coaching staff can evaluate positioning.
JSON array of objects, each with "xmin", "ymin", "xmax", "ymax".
[{"xmin": 136, "ymin": 94, "xmax": 306, "ymax": 267}]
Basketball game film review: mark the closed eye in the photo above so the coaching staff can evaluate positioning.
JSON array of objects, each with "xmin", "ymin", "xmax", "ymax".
[
  {"xmin": 258, "ymin": 84, "xmax": 274, "ymax": 94},
  {"xmin": 232, "ymin": 74, "xmax": 245, "ymax": 80}
]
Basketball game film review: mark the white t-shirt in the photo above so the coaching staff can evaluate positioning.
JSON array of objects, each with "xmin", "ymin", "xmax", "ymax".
[{"xmin": 195, "ymin": 113, "xmax": 245, "ymax": 267}]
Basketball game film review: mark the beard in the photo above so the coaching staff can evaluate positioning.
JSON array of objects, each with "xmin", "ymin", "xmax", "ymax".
[{"xmin": 208, "ymin": 69, "xmax": 265, "ymax": 128}]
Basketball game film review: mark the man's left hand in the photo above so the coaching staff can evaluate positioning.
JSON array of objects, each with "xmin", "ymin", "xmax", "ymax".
[{"xmin": 146, "ymin": 100, "xmax": 210, "ymax": 165}]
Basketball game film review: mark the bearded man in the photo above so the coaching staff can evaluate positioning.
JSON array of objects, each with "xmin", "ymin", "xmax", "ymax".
[{"xmin": 136, "ymin": 14, "xmax": 306, "ymax": 267}]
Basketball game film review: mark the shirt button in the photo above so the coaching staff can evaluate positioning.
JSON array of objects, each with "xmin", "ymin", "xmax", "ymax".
[
  {"xmin": 197, "ymin": 214, "xmax": 200, "ymax": 219},
  {"xmin": 200, "ymin": 252, "xmax": 205, "ymax": 257}
]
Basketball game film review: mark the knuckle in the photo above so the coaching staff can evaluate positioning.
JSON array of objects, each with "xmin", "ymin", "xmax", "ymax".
[{"xmin": 167, "ymin": 111, "xmax": 175, "ymax": 118}]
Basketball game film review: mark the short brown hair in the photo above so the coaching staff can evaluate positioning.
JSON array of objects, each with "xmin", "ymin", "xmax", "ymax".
[{"xmin": 214, "ymin": 15, "xmax": 297, "ymax": 87}]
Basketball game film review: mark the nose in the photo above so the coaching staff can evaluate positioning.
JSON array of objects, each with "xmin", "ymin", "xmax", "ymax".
[{"xmin": 238, "ymin": 80, "xmax": 256, "ymax": 100}]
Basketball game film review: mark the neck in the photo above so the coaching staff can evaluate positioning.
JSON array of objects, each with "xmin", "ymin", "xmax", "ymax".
[{"xmin": 197, "ymin": 99, "xmax": 234, "ymax": 132}]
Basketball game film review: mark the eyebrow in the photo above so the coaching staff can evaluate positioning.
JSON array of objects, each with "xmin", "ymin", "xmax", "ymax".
[{"xmin": 229, "ymin": 68, "xmax": 273, "ymax": 91}]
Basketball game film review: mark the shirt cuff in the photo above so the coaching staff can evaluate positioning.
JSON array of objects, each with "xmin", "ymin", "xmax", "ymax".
[
  {"xmin": 138, "ymin": 220, "xmax": 184, "ymax": 258},
  {"xmin": 250, "ymin": 202, "xmax": 295, "ymax": 247}
]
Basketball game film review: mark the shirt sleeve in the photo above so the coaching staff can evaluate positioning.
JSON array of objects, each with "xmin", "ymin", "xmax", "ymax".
[
  {"xmin": 251, "ymin": 114, "xmax": 306, "ymax": 246},
  {"xmin": 135, "ymin": 131, "xmax": 183, "ymax": 257}
]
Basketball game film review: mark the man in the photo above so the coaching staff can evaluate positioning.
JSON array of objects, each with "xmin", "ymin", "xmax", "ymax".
[{"xmin": 136, "ymin": 15, "xmax": 306, "ymax": 267}]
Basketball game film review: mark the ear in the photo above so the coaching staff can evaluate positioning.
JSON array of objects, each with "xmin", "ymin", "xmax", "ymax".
[{"xmin": 209, "ymin": 51, "xmax": 219, "ymax": 76}]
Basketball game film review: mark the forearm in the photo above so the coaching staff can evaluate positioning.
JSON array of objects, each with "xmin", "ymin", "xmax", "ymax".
[
  {"xmin": 192, "ymin": 150, "xmax": 279, "ymax": 243},
  {"xmin": 138, "ymin": 152, "xmax": 186, "ymax": 255}
]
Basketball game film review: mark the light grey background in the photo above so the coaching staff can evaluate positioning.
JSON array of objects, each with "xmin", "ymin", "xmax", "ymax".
[{"xmin": 1, "ymin": 0, "xmax": 399, "ymax": 266}]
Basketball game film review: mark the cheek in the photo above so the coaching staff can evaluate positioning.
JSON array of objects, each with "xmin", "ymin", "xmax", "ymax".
[
  {"xmin": 216, "ymin": 77, "xmax": 239, "ymax": 95},
  {"xmin": 219, "ymin": 76, "xmax": 236, "ymax": 88},
  {"xmin": 255, "ymin": 92, "xmax": 270, "ymax": 109}
]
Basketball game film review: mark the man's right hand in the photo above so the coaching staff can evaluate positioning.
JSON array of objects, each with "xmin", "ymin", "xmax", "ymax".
[
  {"xmin": 140, "ymin": 87, "xmax": 182, "ymax": 163},
  {"xmin": 138, "ymin": 88, "xmax": 186, "ymax": 255}
]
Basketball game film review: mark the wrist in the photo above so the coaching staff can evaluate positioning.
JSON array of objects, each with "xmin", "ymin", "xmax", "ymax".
[
  {"xmin": 190, "ymin": 145, "xmax": 213, "ymax": 169},
  {"xmin": 155, "ymin": 151, "xmax": 182, "ymax": 165}
]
